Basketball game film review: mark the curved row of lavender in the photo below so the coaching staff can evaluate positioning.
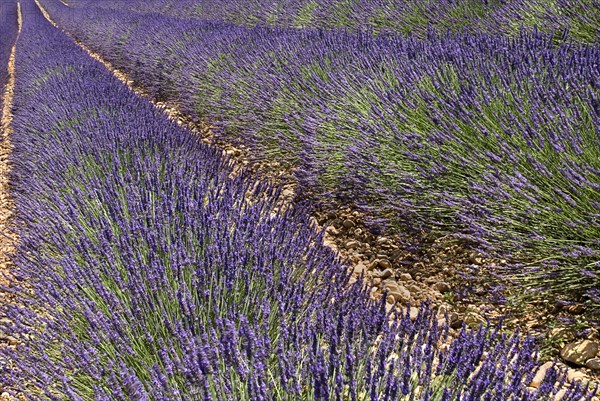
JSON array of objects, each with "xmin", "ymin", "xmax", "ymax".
[
  {"xmin": 65, "ymin": 0, "xmax": 599, "ymax": 42},
  {"xmin": 4, "ymin": 0, "xmax": 592, "ymax": 399},
  {"xmin": 40, "ymin": 0, "xmax": 600, "ymax": 311},
  {"xmin": 0, "ymin": 0, "xmax": 18, "ymax": 112}
]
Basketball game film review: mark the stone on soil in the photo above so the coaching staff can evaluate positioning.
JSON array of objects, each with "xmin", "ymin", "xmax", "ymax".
[
  {"xmin": 585, "ymin": 358, "xmax": 600, "ymax": 370},
  {"xmin": 353, "ymin": 263, "xmax": 366, "ymax": 276},
  {"xmin": 342, "ymin": 219, "xmax": 355, "ymax": 228},
  {"xmin": 432, "ymin": 281, "xmax": 451, "ymax": 293},
  {"xmin": 398, "ymin": 272, "xmax": 412, "ymax": 281},
  {"xmin": 529, "ymin": 361, "xmax": 554, "ymax": 388},
  {"xmin": 378, "ymin": 268, "xmax": 393, "ymax": 279},
  {"xmin": 560, "ymin": 340, "xmax": 598, "ymax": 366},
  {"xmin": 464, "ymin": 312, "xmax": 485, "ymax": 328},
  {"xmin": 325, "ymin": 225, "xmax": 338, "ymax": 236},
  {"xmin": 566, "ymin": 369, "xmax": 586, "ymax": 382},
  {"xmin": 345, "ymin": 240, "xmax": 360, "ymax": 249},
  {"xmin": 383, "ymin": 279, "xmax": 399, "ymax": 290},
  {"xmin": 389, "ymin": 286, "xmax": 411, "ymax": 303}
]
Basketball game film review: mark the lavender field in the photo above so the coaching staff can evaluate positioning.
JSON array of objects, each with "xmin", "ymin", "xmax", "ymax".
[
  {"xmin": 0, "ymin": 0, "xmax": 599, "ymax": 399},
  {"xmin": 66, "ymin": 0, "xmax": 600, "ymax": 42},
  {"xmin": 39, "ymin": 0, "xmax": 600, "ymax": 310}
]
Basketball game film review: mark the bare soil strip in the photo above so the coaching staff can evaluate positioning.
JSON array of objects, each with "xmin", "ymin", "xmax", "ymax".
[{"xmin": 0, "ymin": 2, "xmax": 24, "ymax": 400}]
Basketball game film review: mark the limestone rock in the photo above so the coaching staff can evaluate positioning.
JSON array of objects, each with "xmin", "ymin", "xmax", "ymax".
[
  {"xmin": 389, "ymin": 286, "xmax": 411, "ymax": 303},
  {"xmin": 345, "ymin": 240, "xmax": 360, "ymax": 249},
  {"xmin": 325, "ymin": 225, "xmax": 339, "ymax": 236},
  {"xmin": 432, "ymin": 281, "xmax": 451, "ymax": 293},
  {"xmin": 383, "ymin": 280, "xmax": 400, "ymax": 292},
  {"xmin": 398, "ymin": 273, "xmax": 412, "ymax": 282},
  {"xmin": 352, "ymin": 263, "xmax": 366, "ymax": 276},
  {"xmin": 378, "ymin": 269, "xmax": 393, "ymax": 280},
  {"xmin": 529, "ymin": 361, "xmax": 554, "ymax": 388},
  {"xmin": 566, "ymin": 369, "xmax": 586, "ymax": 382},
  {"xmin": 560, "ymin": 340, "xmax": 598, "ymax": 366},
  {"xmin": 585, "ymin": 358, "xmax": 600, "ymax": 370},
  {"xmin": 406, "ymin": 307, "xmax": 419, "ymax": 321},
  {"xmin": 464, "ymin": 312, "xmax": 485, "ymax": 328}
]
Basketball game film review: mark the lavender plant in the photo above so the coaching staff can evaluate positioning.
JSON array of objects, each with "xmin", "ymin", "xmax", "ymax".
[
  {"xmin": 39, "ymin": 0, "xmax": 600, "ymax": 311},
  {"xmin": 2, "ymin": 1, "xmax": 596, "ymax": 400},
  {"xmin": 483, "ymin": 0, "xmax": 600, "ymax": 43}
]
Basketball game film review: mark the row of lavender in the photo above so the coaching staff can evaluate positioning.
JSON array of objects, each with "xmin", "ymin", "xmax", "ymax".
[
  {"xmin": 65, "ymin": 0, "xmax": 600, "ymax": 42},
  {"xmin": 40, "ymin": 0, "xmax": 600, "ymax": 311},
  {"xmin": 5, "ymin": 0, "xmax": 590, "ymax": 399},
  {"xmin": 0, "ymin": 0, "xmax": 18, "ymax": 112}
]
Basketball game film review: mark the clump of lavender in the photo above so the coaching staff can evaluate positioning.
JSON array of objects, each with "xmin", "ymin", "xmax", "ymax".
[
  {"xmin": 483, "ymin": 0, "xmax": 600, "ymax": 43},
  {"xmin": 2, "ymin": 1, "xmax": 596, "ymax": 400},
  {"xmin": 39, "ymin": 0, "xmax": 600, "ymax": 311}
]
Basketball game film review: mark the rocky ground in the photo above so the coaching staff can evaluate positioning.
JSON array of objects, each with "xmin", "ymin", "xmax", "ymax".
[{"xmin": 313, "ymin": 207, "xmax": 600, "ymax": 385}]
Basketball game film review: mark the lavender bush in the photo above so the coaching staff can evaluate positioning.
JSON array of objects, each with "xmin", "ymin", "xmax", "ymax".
[
  {"xmin": 39, "ymin": 0, "xmax": 600, "ymax": 311},
  {"xmin": 2, "ymin": 1, "xmax": 596, "ymax": 399},
  {"xmin": 484, "ymin": 0, "xmax": 600, "ymax": 43},
  {"xmin": 65, "ymin": 0, "xmax": 600, "ymax": 42}
]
